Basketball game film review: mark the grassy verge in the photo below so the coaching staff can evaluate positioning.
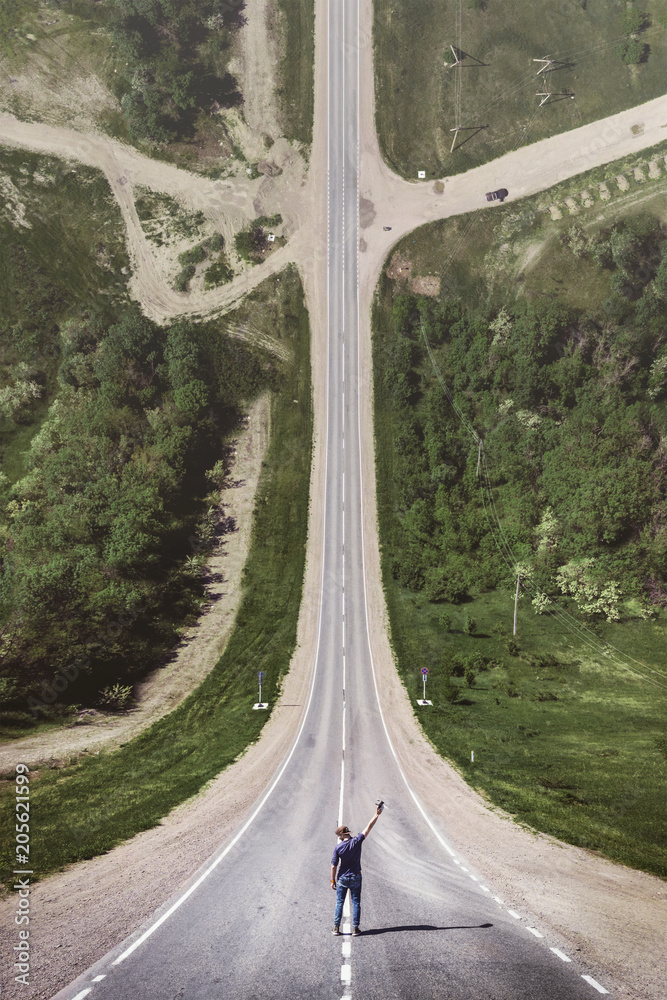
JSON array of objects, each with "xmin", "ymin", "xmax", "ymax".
[
  {"xmin": 275, "ymin": 0, "xmax": 315, "ymax": 148},
  {"xmin": 0, "ymin": 265, "xmax": 312, "ymax": 887},
  {"xmin": 373, "ymin": 151, "xmax": 667, "ymax": 877},
  {"xmin": 373, "ymin": 0, "xmax": 667, "ymax": 180}
]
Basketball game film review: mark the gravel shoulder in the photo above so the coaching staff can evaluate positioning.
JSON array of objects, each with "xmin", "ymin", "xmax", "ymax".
[{"xmin": 0, "ymin": 1, "xmax": 666, "ymax": 999}]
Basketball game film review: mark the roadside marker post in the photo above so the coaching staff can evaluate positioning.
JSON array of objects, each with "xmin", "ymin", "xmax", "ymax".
[
  {"xmin": 253, "ymin": 670, "xmax": 268, "ymax": 710},
  {"xmin": 417, "ymin": 667, "xmax": 432, "ymax": 706}
]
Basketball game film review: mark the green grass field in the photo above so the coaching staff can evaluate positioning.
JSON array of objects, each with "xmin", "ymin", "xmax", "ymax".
[
  {"xmin": 374, "ymin": 0, "xmax": 667, "ymax": 179},
  {"xmin": 0, "ymin": 265, "xmax": 312, "ymax": 888},
  {"xmin": 373, "ymin": 146, "xmax": 667, "ymax": 878}
]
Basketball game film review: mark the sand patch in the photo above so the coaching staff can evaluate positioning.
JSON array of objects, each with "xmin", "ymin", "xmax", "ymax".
[{"xmin": 411, "ymin": 274, "xmax": 440, "ymax": 297}]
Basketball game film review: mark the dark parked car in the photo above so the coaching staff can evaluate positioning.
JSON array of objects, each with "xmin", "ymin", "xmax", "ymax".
[{"xmin": 485, "ymin": 188, "xmax": 508, "ymax": 202}]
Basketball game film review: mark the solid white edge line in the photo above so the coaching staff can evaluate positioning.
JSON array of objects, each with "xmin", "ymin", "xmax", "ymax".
[
  {"xmin": 581, "ymin": 975, "xmax": 610, "ymax": 994},
  {"xmin": 114, "ymin": 12, "xmax": 338, "ymax": 957},
  {"xmin": 114, "ymin": 553, "xmax": 327, "ymax": 966},
  {"xmin": 550, "ymin": 947, "xmax": 572, "ymax": 963}
]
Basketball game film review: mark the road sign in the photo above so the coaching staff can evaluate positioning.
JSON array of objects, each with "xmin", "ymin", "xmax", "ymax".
[{"xmin": 419, "ymin": 668, "xmax": 430, "ymax": 705}]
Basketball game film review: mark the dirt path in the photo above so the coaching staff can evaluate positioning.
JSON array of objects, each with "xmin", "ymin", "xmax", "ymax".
[
  {"xmin": 0, "ymin": 113, "xmax": 306, "ymax": 324},
  {"xmin": 232, "ymin": 0, "xmax": 281, "ymax": 145},
  {"xmin": 1, "ymin": 2, "xmax": 667, "ymax": 999}
]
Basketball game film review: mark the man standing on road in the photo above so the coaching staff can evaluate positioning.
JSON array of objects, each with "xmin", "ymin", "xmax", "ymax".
[{"xmin": 331, "ymin": 804, "xmax": 382, "ymax": 936}]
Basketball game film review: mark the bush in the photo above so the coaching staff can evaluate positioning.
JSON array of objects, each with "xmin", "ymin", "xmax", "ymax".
[
  {"xmin": 622, "ymin": 7, "xmax": 647, "ymax": 34},
  {"xmin": 234, "ymin": 226, "xmax": 268, "ymax": 264},
  {"xmin": 438, "ymin": 611, "xmax": 451, "ymax": 631},
  {"xmin": 178, "ymin": 245, "xmax": 207, "ymax": 267},
  {"xmin": 174, "ymin": 264, "xmax": 196, "ymax": 292},
  {"xmin": 450, "ymin": 655, "xmax": 465, "ymax": 677},
  {"xmin": 616, "ymin": 38, "xmax": 647, "ymax": 64},
  {"xmin": 207, "ymin": 233, "xmax": 224, "ymax": 253},
  {"xmin": 98, "ymin": 684, "xmax": 134, "ymax": 712},
  {"xmin": 204, "ymin": 256, "xmax": 234, "ymax": 289},
  {"xmin": 463, "ymin": 615, "xmax": 478, "ymax": 635}
]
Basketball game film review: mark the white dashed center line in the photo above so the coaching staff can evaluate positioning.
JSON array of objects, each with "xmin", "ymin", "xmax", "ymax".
[
  {"xmin": 91, "ymin": 976, "xmax": 106, "ymax": 983},
  {"xmin": 507, "ymin": 910, "xmax": 521, "ymax": 920},
  {"xmin": 526, "ymin": 928, "xmax": 544, "ymax": 938},
  {"xmin": 550, "ymin": 947, "xmax": 572, "ymax": 962},
  {"xmin": 341, "ymin": 965, "xmax": 352, "ymax": 984},
  {"xmin": 71, "ymin": 991, "xmax": 92, "ymax": 1000},
  {"xmin": 581, "ymin": 975, "xmax": 610, "ymax": 994}
]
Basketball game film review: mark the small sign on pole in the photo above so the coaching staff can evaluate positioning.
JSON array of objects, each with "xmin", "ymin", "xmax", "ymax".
[
  {"xmin": 417, "ymin": 667, "xmax": 432, "ymax": 706},
  {"xmin": 418, "ymin": 170, "xmax": 426, "ymax": 179},
  {"xmin": 253, "ymin": 670, "xmax": 268, "ymax": 710}
]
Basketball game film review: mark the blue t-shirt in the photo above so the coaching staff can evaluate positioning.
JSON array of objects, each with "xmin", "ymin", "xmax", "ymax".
[{"xmin": 332, "ymin": 833, "xmax": 365, "ymax": 876}]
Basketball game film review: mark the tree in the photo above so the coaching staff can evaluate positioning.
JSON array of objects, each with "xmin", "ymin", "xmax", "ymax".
[
  {"xmin": 463, "ymin": 615, "xmax": 478, "ymax": 635},
  {"xmin": 622, "ymin": 7, "xmax": 646, "ymax": 34},
  {"xmin": 616, "ymin": 38, "xmax": 647, "ymax": 64}
]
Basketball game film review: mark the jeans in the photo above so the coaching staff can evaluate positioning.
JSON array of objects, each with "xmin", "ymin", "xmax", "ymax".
[{"xmin": 334, "ymin": 872, "xmax": 362, "ymax": 928}]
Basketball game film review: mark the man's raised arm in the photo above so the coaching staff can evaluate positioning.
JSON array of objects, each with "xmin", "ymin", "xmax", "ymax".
[{"xmin": 361, "ymin": 804, "xmax": 383, "ymax": 839}]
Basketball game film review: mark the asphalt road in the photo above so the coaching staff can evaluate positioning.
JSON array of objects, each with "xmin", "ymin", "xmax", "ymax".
[{"xmin": 52, "ymin": 2, "xmax": 613, "ymax": 999}]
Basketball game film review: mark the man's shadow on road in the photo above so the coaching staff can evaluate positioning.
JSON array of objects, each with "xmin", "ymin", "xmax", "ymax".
[{"xmin": 359, "ymin": 923, "xmax": 493, "ymax": 936}]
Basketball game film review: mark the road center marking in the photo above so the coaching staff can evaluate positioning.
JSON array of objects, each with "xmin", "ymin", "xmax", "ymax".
[
  {"xmin": 550, "ymin": 948, "xmax": 572, "ymax": 962},
  {"xmin": 581, "ymin": 975, "xmax": 610, "ymax": 994}
]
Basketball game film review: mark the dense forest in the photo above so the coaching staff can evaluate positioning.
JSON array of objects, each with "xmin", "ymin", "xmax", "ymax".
[
  {"xmin": 0, "ymin": 306, "xmax": 278, "ymax": 724},
  {"xmin": 106, "ymin": 0, "xmax": 244, "ymax": 145},
  {"xmin": 376, "ymin": 214, "xmax": 667, "ymax": 622},
  {"xmin": 0, "ymin": 151, "xmax": 285, "ymax": 726}
]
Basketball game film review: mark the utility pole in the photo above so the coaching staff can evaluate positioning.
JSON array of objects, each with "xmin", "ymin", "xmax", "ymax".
[
  {"xmin": 444, "ymin": 44, "xmax": 463, "ymax": 68},
  {"xmin": 449, "ymin": 124, "xmax": 488, "ymax": 152},
  {"xmin": 476, "ymin": 440, "xmax": 482, "ymax": 477},
  {"xmin": 533, "ymin": 56, "xmax": 555, "ymax": 75},
  {"xmin": 513, "ymin": 572, "xmax": 520, "ymax": 636},
  {"xmin": 536, "ymin": 89, "xmax": 575, "ymax": 107}
]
